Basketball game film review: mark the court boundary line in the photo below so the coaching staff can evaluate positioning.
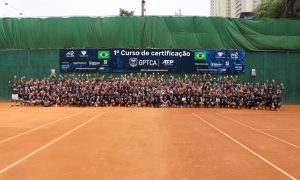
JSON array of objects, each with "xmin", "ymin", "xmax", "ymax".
[
  {"xmin": 0, "ymin": 112, "xmax": 82, "ymax": 145},
  {"xmin": 0, "ymin": 112, "xmax": 105, "ymax": 175},
  {"xmin": 216, "ymin": 113, "xmax": 300, "ymax": 149},
  {"xmin": 256, "ymin": 129, "xmax": 300, "ymax": 131},
  {"xmin": 192, "ymin": 113, "xmax": 296, "ymax": 180}
]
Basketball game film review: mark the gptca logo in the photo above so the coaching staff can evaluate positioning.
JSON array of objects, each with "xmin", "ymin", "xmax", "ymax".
[{"xmin": 129, "ymin": 58, "xmax": 138, "ymax": 67}]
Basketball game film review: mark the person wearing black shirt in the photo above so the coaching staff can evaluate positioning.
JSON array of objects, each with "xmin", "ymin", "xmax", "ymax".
[
  {"xmin": 23, "ymin": 93, "xmax": 30, "ymax": 106},
  {"xmin": 219, "ymin": 95, "xmax": 227, "ymax": 108},
  {"xmin": 145, "ymin": 94, "xmax": 151, "ymax": 107},
  {"xmin": 209, "ymin": 95, "xmax": 217, "ymax": 108},
  {"xmin": 161, "ymin": 94, "xmax": 169, "ymax": 107},
  {"xmin": 273, "ymin": 94, "xmax": 281, "ymax": 111},
  {"xmin": 194, "ymin": 93, "xmax": 201, "ymax": 108},
  {"xmin": 132, "ymin": 93, "xmax": 137, "ymax": 107},
  {"xmin": 153, "ymin": 93, "xmax": 160, "ymax": 108},
  {"xmin": 186, "ymin": 94, "xmax": 192, "ymax": 108},
  {"xmin": 235, "ymin": 94, "xmax": 242, "ymax": 109},
  {"xmin": 203, "ymin": 94, "xmax": 209, "ymax": 108}
]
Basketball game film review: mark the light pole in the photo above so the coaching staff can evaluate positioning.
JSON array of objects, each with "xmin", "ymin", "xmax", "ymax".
[{"xmin": 142, "ymin": 0, "xmax": 146, "ymax": 16}]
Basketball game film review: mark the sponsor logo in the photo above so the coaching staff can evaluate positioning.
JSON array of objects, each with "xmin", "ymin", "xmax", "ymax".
[
  {"xmin": 89, "ymin": 61, "xmax": 100, "ymax": 66},
  {"xmin": 129, "ymin": 58, "xmax": 138, "ymax": 67},
  {"xmin": 139, "ymin": 60, "xmax": 158, "ymax": 66},
  {"xmin": 75, "ymin": 68, "xmax": 96, "ymax": 70},
  {"xmin": 61, "ymin": 64, "xmax": 70, "ymax": 69},
  {"xmin": 194, "ymin": 63, "xmax": 208, "ymax": 66},
  {"xmin": 129, "ymin": 59, "xmax": 158, "ymax": 67},
  {"xmin": 197, "ymin": 69, "xmax": 209, "ymax": 72},
  {"xmin": 79, "ymin": 50, "xmax": 88, "ymax": 57},
  {"xmin": 73, "ymin": 62, "xmax": 87, "ymax": 65},
  {"xmin": 162, "ymin": 60, "xmax": 174, "ymax": 66},
  {"xmin": 231, "ymin": 52, "xmax": 239, "ymax": 59},
  {"xmin": 65, "ymin": 51, "xmax": 74, "ymax": 57},
  {"xmin": 81, "ymin": 51, "xmax": 87, "ymax": 56},
  {"xmin": 216, "ymin": 51, "xmax": 225, "ymax": 58},
  {"xmin": 98, "ymin": 51, "xmax": 110, "ymax": 59},
  {"xmin": 194, "ymin": 51, "xmax": 206, "ymax": 60},
  {"xmin": 225, "ymin": 61, "xmax": 230, "ymax": 66},
  {"xmin": 235, "ymin": 64, "xmax": 243, "ymax": 70},
  {"xmin": 211, "ymin": 63, "xmax": 222, "ymax": 67}
]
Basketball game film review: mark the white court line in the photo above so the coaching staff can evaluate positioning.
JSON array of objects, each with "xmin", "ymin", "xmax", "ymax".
[
  {"xmin": 0, "ymin": 112, "xmax": 82, "ymax": 145},
  {"xmin": 216, "ymin": 113, "xmax": 300, "ymax": 150},
  {"xmin": 256, "ymin": 129, "xmax": 300, "ymax": 131},
  {"xmin": 0, "ymin": 112, "xmax": 104, "ymax": 175},
  {"xmin": 192, "ymin": 113, "xmax": 296, "ymax": 180}
]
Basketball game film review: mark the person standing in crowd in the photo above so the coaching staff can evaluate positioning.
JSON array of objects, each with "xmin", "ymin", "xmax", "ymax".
[{"xmin": 8, "ymin": 75, "xmax": 20, "ymax": 106}]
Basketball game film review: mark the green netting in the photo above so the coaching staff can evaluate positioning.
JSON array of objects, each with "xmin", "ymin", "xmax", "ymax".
[
  {"xmin": 0, "ymin": 50, "xmax": 59, "ymax": 101},
  {"xmin": 239, "ymin": 51, "xmax": 300, "ymax": 104},
  {"xmin": 240, "ymin": 52, "xmax": 265, "ymax": 84},
  {"xmin": 0, "ymin": 50, "xmax": 299, "ymax": 103},
  {"xmin": 0, "ymin": 16, "xmax": 300, "ymax": 50},
  {"xmin": 286, "ymin": 52, "xmax": 300, "ymax": 103}
]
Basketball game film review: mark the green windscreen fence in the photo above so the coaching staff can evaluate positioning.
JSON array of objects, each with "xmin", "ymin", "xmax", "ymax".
[
  {"xmin": 239, "ymin": 52, "xmax": 300, "ymax": 104},
  {"xmin": 0, "ymin": 16, "xmax": 300, "ymax": 51},
  {"xmin": 0, "ymin": 50, "xmax": 59, "ymax": 101},
  {"xmin": 0, "ymin": 50, "xmax": 299, "ymax": 103}
]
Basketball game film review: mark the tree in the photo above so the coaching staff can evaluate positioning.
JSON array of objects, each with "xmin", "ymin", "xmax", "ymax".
[
  {"xmin": 119, "ymin": 8, "xmax": 135, "ymax": 16},
  {"xmin": 285, "ymin": 0, "xmax": 300, "ymax": 18},
  {"xmin": 253, "ymin": 0, "xmax": 285, "ymax": 19}
]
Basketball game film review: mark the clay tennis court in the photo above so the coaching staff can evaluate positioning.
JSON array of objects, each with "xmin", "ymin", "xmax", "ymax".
[{"xmin": 0, "ymin": 103, "xmax": 299, "ymax": 179}]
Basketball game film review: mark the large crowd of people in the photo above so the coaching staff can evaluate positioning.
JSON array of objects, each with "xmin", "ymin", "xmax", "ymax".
[{"xmin": 8, "ymin": 73, "xmax": 283, "ymax": 110}]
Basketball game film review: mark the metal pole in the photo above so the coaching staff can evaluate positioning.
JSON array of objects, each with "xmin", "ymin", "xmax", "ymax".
[{"xmin": 142, "ymin": 0, "xmax": 145, "ymax": 16}]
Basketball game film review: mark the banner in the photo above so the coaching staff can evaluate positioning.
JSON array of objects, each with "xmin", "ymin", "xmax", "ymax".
[{"xmin": 60, "ymin": 49, "xmax": 245, "ymax": 74}]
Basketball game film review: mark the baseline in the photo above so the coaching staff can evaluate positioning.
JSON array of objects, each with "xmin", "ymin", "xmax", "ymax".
[{"xmin": 256, "ymin": 129, "xmax": 300, "ymax": 131}]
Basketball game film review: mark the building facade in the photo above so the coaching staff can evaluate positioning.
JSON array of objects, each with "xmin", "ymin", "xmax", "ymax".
[
  {"xmin": 211, "ymin": 0, "xmax": 261, "ymax": 18},
  {"xmin": 210, "ymin": 0, "xmax": 231, "ymax": 17},
  {"xmin": 231, "ymin": 0, "xmax": 262, "ymax": 18}
]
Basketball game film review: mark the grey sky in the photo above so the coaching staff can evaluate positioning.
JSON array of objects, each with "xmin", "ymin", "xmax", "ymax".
[{"xmin": 0, "ymin": 0, "xmax": 210, "ymax": 17}]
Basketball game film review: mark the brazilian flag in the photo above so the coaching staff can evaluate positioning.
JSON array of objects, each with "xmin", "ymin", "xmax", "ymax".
[
  {"xmin": 98, "ymin": 51, "xmax": 110, "ymax": 59},
  {"xmin": 194, "ymin": 51, "xmax": 206, "ymax": 60}
]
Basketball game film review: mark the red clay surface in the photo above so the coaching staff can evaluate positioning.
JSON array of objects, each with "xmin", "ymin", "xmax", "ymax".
[{"xmin": 0, "ymin": 103, "xmax": 299, "ymax": 179}]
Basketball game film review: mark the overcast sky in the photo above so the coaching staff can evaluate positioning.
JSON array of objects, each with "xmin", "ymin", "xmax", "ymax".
[{"xmin": 0, "ymin": 0, "xmax": 210, "ymax": 17}]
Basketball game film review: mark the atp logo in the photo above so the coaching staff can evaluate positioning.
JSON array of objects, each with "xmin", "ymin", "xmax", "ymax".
[{"xmin": 162, "ymin": 60, "xmax": 174, "ymax": 66}]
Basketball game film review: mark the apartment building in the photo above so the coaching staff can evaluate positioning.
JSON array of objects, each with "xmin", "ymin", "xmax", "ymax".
[{"xmin": 211, "ymin": 0, "xmax": 261, "ymax": 18}]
